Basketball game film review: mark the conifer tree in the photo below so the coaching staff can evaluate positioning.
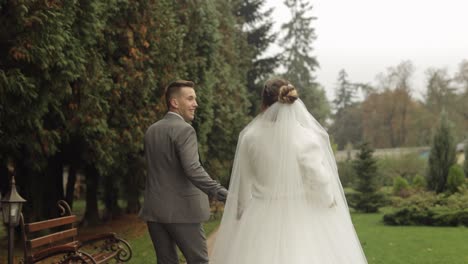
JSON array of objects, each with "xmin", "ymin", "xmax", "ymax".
[
  {"xmin": 427, "ymin": 110, "xmax": 456, "ymax": 193},
  {"xmin": 0, "ymin": 0, "xmax": 274, "ymax": 220},
  {"xmin": 280, "ymin": 0, "xmax": 329, "ymax": 122},
  {"xmin": 236, "ymin": 0, "xmax": 280, "ymax": 115},
  {"xmin": 464, "ymin": 142, "xmax": 468, "ymax": 179},
  {"xmin": 177, "ymin": 0, "xmax": 221, "ymax": 159},
  {"xmin": 0, "ymin": 0, "xmax": 111, "ymax": 220},
  {"xmin": 425, "ymin": 68, "xmax": 456, "ymax": 115},
  {"xmin": 330, "ymin": 70, "xmax": 362, "ymax": 149},
  {"xmin": 204, "ymin": 0, "xmax": 251, "ymax": 185},
  {"xmin": 352, "ymin": 141, "xmax": 385, "ymax": 212},
  {"xmin": 333, "ymin": 69, "xmax": 356, "ymax": 110}
]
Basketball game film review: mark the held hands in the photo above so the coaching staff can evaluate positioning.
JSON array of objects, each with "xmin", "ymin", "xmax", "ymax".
[
  {"xmin": 236, "ymin": 208, "xmax": 243, "ymax": 220},
  {"xmin": 329, "ymin": 197, "xmax": 337, "ymax": 208},
  {"xmin": 216, "ymin": 189, "xmax": 228, "ymax": 203}
]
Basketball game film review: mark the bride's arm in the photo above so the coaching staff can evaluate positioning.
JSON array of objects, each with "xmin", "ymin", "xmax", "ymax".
[
  {"xmin": 236, "ymin": 138, "xmax": 252, "ymax": 219},
  {"xmin": 298, "ymin": 134, "xmax": 335, "ymax": 207}
]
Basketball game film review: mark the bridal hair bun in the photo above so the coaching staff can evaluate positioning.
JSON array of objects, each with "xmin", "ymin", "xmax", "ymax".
[
  {"xmin": 262, "ymin": 78, "xmax": 299, "ymax": 108},
  {"xmin": 278, "ymin": 84, "xmax": 298, "ymax": 104}
]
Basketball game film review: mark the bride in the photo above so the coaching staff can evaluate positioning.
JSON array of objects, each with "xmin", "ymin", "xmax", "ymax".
[{"xmin": 210, "ymin": 78, "xmax": 367, "ymax": 264}]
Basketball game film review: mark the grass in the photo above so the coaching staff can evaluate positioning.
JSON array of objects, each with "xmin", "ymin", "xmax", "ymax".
[
  {"xmin": 353, "ymin": 212, "xmax": 468, "ymax": 264},
  {"xmin": 74, "ymin": 198, "xmax": 221, "ymax": 263},
  {"xmin": 2, "ymin": 202, "xmax": 467, "ymax": 264},
  {"xmin": 129, "ymin": 212, "xmax": 468, "ymax": 264},
  {"xmin": 129, "ymin": 217, "xmax": 221, "ymax": 263}
]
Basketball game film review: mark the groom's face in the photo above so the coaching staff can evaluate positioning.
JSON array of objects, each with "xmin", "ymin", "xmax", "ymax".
[{"xmin": 174, "ymin": 87, "xmax": 198, "ymax": 121}]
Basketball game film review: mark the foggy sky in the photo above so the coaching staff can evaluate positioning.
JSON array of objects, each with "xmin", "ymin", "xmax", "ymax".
[{"xmin": 265, "ymin": 0, "xmax": 468, "ymax": 100}]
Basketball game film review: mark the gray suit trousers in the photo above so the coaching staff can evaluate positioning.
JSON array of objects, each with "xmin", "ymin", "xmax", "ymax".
[{"xmin": 147, "ymin": 222, "xmax": 208, "ymax": 264}]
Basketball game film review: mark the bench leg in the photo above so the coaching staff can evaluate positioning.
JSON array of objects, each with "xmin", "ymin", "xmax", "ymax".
[
  {"xmin": 114, "ymin": 238, "xmax": 132, "ymax": 262},
  {"xmin": 59, "ymin": 251, "xmax": 98, "ymax": 264}
]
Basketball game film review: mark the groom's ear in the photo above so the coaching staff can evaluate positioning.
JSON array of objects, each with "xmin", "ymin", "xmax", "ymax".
[{"xmin": 169, "ymin": 97, "xmax": 179, "ymax": 109}]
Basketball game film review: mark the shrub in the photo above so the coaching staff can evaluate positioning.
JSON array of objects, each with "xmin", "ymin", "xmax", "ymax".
[
  {"xmin": 393, "ymin": 176, "xmax": 410, "ymax": 197},
  {"xmin": 384, "ymin": 207, "xmax": 468, "ymax": 227},
  {"xmin": 446, "ymin": 164, "xmax": 465, "ymax": 193},
  {"xmin": 347, "ymin": 191, "xmax": 389, "ymax": 213},
  {"xmin": 459, "ymin": 210, "xmax": 468, "ymax": 226},
  {"xmin": 337, "ymin": 161, "xmax": 356, "ymax": 188},
  {"xmin": 378, "ymin": 153, "xmax": 427, "ymax": 187},
  {"xmin": 383, "ymin": 190, "xmax": 468, "ymax": 226},
  {"xmin": 412, "ymin": 174, "xmax": 427, "ymax": 189},
  {"xmin": 383, "ymin": 206, "xmax": 435, "ymax": 226}
]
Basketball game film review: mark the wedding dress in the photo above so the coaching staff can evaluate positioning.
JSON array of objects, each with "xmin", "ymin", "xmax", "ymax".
[{"xmin": 210, "ymin": 100, "xmax": 367, "ymax": 264}]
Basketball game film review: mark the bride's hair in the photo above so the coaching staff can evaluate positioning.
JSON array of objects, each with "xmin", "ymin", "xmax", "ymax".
[{"xmin": 262, "ymin": 78, "xmax": 299, "ymax": 108}]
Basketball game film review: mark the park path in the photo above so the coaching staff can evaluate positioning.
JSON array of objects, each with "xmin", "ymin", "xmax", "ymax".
[{"xmin": 206, "ymin": 228, "xmax": 218, "ymax": 256}]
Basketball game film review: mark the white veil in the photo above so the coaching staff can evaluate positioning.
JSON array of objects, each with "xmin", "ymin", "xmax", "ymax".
[{"xmin": 210, "ymin": 100, "xmax": 367, "ymax": 264}]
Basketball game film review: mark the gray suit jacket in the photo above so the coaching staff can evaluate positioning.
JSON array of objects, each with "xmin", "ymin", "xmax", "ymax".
[{"xmin": 139, "ymin": 113, "xmax": 227, "ymax": 223}]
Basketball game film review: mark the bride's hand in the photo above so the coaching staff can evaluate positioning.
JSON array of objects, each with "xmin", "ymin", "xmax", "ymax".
[{"xmin": 236, "ymin": 208, "xmax": 243, "ymax": 220}]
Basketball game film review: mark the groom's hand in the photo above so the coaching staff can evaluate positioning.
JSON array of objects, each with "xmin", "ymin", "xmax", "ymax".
[{"xmin": 216, "ymin": 189, "xmax": 228, "ymax": 203}]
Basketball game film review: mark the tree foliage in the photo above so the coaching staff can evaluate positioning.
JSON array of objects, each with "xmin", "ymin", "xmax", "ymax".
[
  {"xmin": 361, "ymin": 88, "xmax": 420, "ymax": 148},
  {"xmin": 333, "ymin": 69, "xmax": 356, "ymax": 110},
  {"xmin": 236, "ymin": 0, "xmax": 280, "ymax": 115},
  {"xmin": 447, "ymin": 165, "xmax": 465, "ymax": 194},
  {"xmin": 0, "ymin": 0, "xmax": 114, "ymax": 220},
  {"xmin": 425, "ymin": 68, "xmax": 456, "ymax": 113},
  {"xmin": 465, "ymin": 142, "xmax": 468, "ymax": 179},
  {"xmin": 351, "ymin": 141, "xmax": 386, "ymax": 213},
  {"xmin": 330, "ymin": 70, "xmax": 362, "ymax": 150},
  {"xmin": 280, "ymin": 0, "xmax": 329, "ymax": 123},
  {"xmin": 393, "ymin": 176, "xmax": 410, "ymax": 197},
  {"xmin": 427, "ymin": 110, "xmax": 456, "ymax": 193},
  {"xmin": 329, "ymin": 60, "xmax": 468, "ymax": 150},
  {"xmin": 0, "ymin": 0, "xmax": 253, "ymax": 222},
  {"xmin": 366, "ymin": 61, "xmax": 414, "ymax": 147},
  {"xmin": 203, "ymin": 0, "xmax": 251, "ymax": 185}
]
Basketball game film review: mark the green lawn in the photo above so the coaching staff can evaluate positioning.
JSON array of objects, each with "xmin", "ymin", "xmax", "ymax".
[
  {"xmin": 129, "ymin": 213, "xmax": 468, "ymax": 264},
  {"xmin": 353, "ymin": 213, "xmax": 468, "ymax": 264},
  {"xmin": 0, "ymin": 215, "xmax": 221, "ymax": 263},
  {"xmin": 130, "ymin": 218, "xmax": 221, "ymax": 263},
  {"xmin": 2, "ymin": 212, "xmax": 467, "ymax": 263}
]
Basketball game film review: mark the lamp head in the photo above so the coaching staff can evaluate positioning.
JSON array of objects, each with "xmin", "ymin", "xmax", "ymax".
[{"xmin": 1, "ymin": 176, "xmax": 26, "ymax": 226}]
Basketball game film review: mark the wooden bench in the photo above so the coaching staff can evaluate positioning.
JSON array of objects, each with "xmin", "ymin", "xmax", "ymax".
[{"xmin": 20, "ymin": 200, "xmax": 132, "ymax": 264}]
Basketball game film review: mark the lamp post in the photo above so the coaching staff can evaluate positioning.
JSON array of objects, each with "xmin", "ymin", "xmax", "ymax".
[{"xmin": 1, "ymin": 175, "xmax": 26, "ymax": 264}]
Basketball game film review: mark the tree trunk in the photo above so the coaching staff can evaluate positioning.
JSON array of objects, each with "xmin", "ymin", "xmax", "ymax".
[
  {"xmin": 14, "ymin": 154, "xmax": 40, "ymax": 221},
  {"xmin": 0, "ymin": 162, "xmax": 9, "ymax": 197},
  {"xmin": 44, "ymin": 154, "xmax": 65, "ymax": 218},
  {"xmin": 126, "ymin": 187, "xmax": 140, "ymax": 214},
  {"xmin": 82, "ymin": 165, "xmax": 100, "ymax": 227},
  {"xmin": 103, "ymin": 173, "xmax": 121, "ymax": 221},
  {"xmin": 65, "ymin": 165, "xmax": 77, "ymax": 209},
  {"xmin": 125, "ymin": 177, "xmax": 141, "ymax": 214},
  {"xmin": 125, "ymin": 155, "xmax": 143, "ymax": 214}
]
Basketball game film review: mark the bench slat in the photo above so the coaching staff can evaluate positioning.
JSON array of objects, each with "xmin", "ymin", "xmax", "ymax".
[
  {"xmin": 25, "ymin": 215, "xmax": 76, "ymax": 233},
  {"xmin": 27, "ymin": 228, "xmax": 77, "ymax": 249}
]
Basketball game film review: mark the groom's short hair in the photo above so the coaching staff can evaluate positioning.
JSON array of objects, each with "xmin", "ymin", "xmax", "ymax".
[{"xmin": 165, "ymin": 80, "xmax": 195, "ymax": 109}]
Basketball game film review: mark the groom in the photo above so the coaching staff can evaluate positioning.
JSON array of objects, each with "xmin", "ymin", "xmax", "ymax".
[{"xmin": 140, "ymin": 80, "xmax": 228, "ymax": 264}]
